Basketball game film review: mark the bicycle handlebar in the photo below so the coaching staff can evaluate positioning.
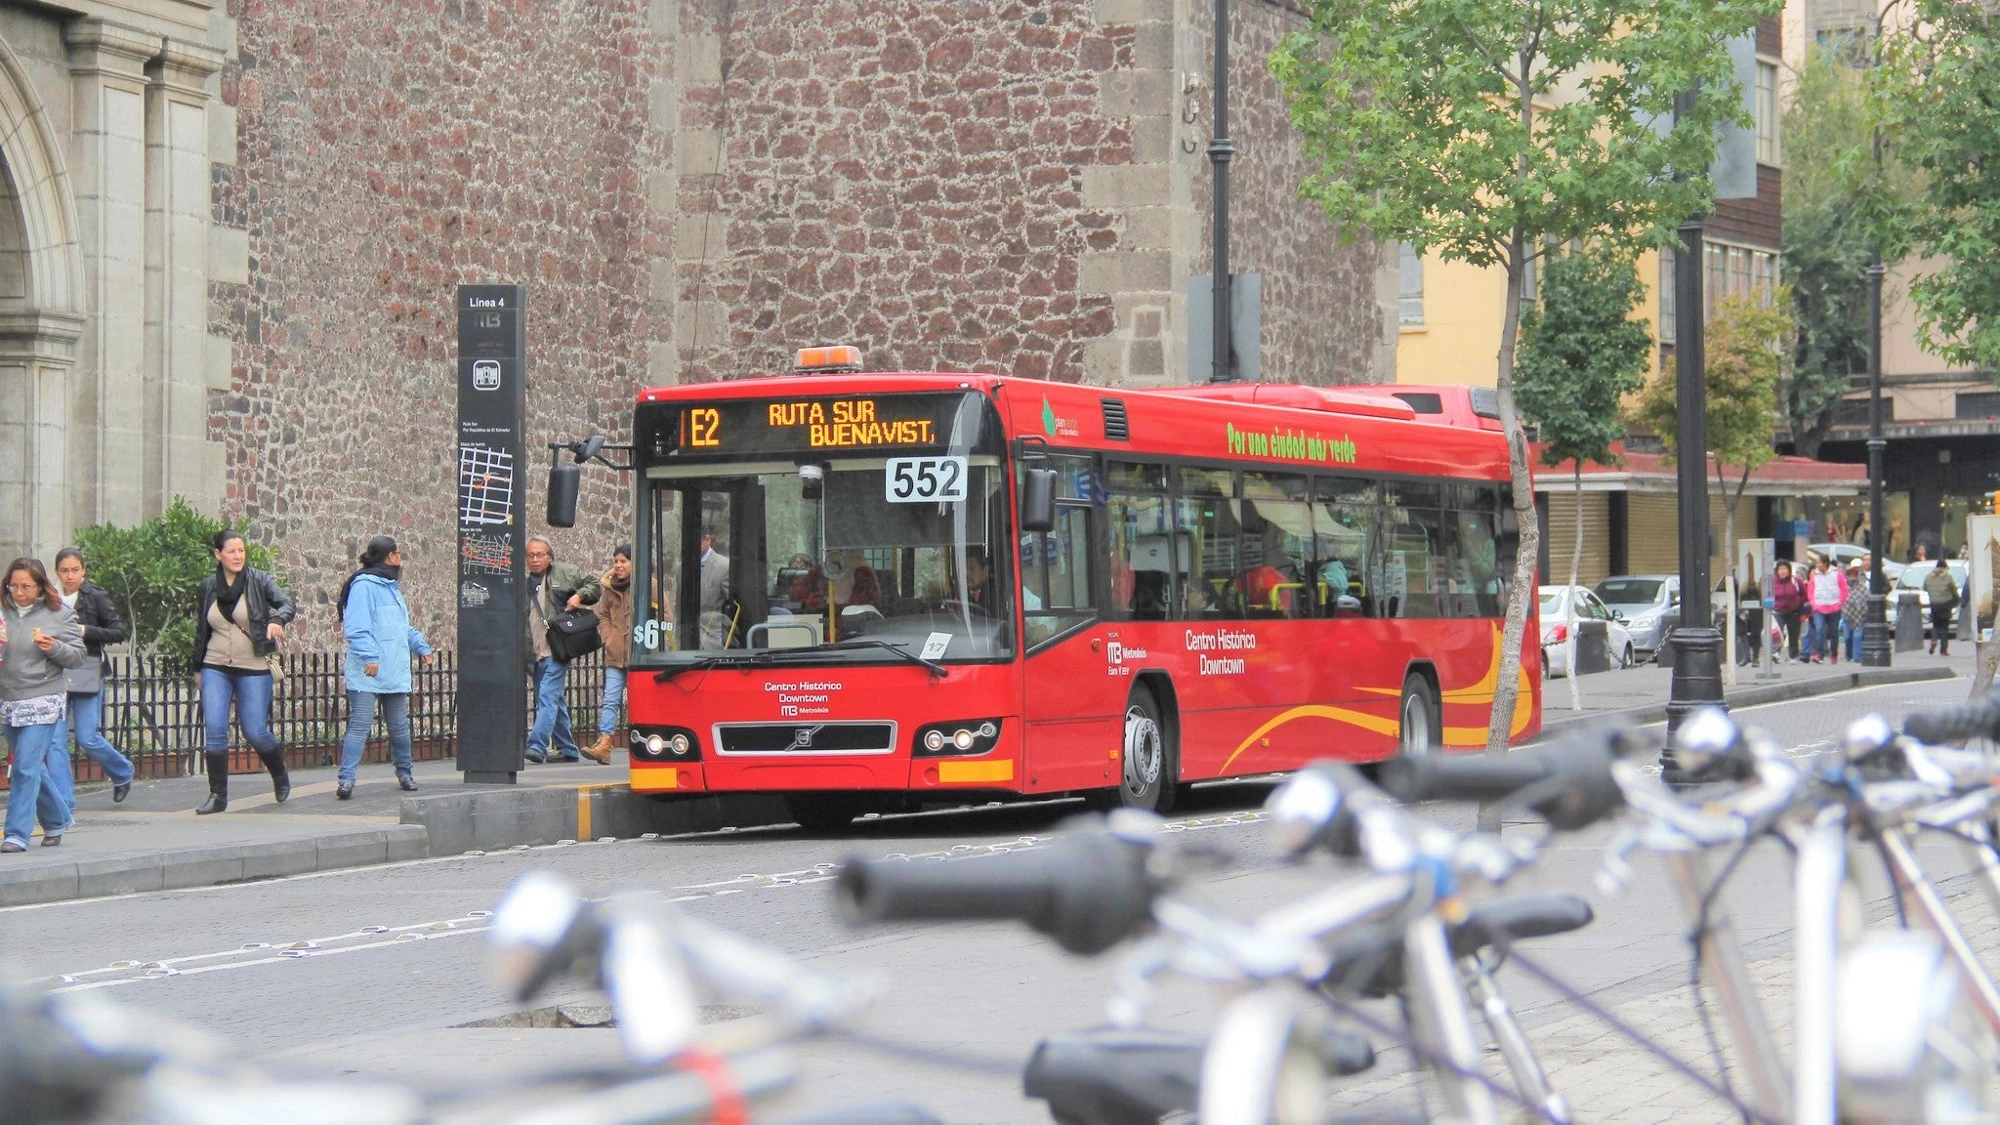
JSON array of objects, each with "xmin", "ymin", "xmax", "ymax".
[
  {"xmin": 1377, "ymin": 731, "xmax": 1630, "ymax": 832},
  {"xmin": 836, "ymin": 834, "xmax": 1155, "ymax": 955},
  {"xmin": 1902, "ymin": 692, "xmax": 2000, "ymax": 747}
]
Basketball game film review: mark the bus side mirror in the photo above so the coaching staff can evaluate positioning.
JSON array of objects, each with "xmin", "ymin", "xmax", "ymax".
[
  {"xmin": 1021, "ymin": 469, "xmax": 1058, "ymax": 533},
  {"xmin": 547, "ymin": 462, "xmax": 581, "ymax": 528}
]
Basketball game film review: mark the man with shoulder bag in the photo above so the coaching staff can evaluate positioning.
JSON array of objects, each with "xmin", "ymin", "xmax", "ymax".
[{"xmin": 524, "ymin": 537, "xmax": 603, "ymax": 764}]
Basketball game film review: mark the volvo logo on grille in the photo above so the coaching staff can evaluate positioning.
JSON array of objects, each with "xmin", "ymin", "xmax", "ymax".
[{"xmin": 785, "ymin": 726, "xmax": 824, "ymax": 752}]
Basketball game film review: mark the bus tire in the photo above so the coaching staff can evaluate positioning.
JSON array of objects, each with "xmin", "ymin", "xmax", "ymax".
[
  {"xmin": 1397, "ymin": 673, "xmax": 1440, "ymax": 758},
  {"xmin": 1115, "ymin": 686, "xmax": 1174, "ymax": 813},
  {"xmin": 786, "ymin": 793, "xmax": 867, "ymax": 833}
]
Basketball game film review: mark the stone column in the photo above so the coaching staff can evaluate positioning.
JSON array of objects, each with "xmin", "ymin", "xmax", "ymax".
[
  {"xmin": 143, "ymin": 38, "xmax": 221, "ymax": 517},
  {"xmin": 65, "ymin": 18, "xmax": 158, "ymax": 530},
  {"xmin": 0, "ymin": 309, "xmax": 85, "ymax": 561}
]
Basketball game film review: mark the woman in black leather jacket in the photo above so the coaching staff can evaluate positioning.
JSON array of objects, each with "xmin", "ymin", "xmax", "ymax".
[{"xmin": 192, "ymin": 530, "xmax": 296, "ymax": 814}]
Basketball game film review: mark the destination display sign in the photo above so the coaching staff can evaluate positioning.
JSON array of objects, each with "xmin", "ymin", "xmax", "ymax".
[{"xmin": 642, "ymin": 392, "xmax": 992, "ymax": 461}]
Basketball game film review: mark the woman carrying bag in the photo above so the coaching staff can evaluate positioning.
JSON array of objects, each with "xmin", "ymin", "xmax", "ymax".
[
  {"xmin": 0, "ymin": 559, "xmax": 86, "ymax": 851},
  {"xmin": 194, "ymin": 530, "xmax": 295, "ymax": 814}
]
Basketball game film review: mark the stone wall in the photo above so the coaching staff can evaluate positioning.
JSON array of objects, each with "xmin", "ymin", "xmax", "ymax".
[
  {"xmin": 673, "ymin": 0, "xmax": 1125, "ymax": 385},
  {"xmin": 212, "ymin": 0, "xmax": 676, "ymax": 644}
]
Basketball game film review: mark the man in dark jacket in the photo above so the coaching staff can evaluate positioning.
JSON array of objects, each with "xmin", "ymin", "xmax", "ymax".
[
  {"xmin": 524, "ymin": 537, "xmax": 602, "ymax": 764},
  {"xmin": 54, "ymin": 549, "xmax": 134, "ymax": 803}
]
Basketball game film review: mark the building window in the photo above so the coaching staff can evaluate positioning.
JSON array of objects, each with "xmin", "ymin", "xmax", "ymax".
[
  {"xmin": 1730, "ymin": 247, "xmax": 1752, "ymax": 299},
  {"xmin": 1957, "ymin": 392, "xmax": 2000, "ymax": 421},
  {"xmin": 1659, "ymin": 251, "xmax": 1676, "ymax": 343},
  {"xmin": 1705, "ymin": 244, "xmax": 1726, "ymax": 318},
  {"xmin": 1751, "ymin": 250, "xmax": 1776, "ymax": 306},
  {"xmin": 1520, "ymin": 247, "xmax": 1538, "ymax": 304},
  {"xmin": 1399, "ymin": 243, "xmax": 1424, "ymax": 327},
  {"xmin": 1755, "ymin": 61, "xmax": 1780, "ymax": 164},
  {"xmin": 1815, "ymin": 26, "xmax": 1866, "ymax": 65}
]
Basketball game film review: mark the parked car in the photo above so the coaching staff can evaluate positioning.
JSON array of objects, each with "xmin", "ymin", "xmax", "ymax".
[
  {"xmin": 1884, "ymin": 559, "xmax": 1970, "ymax": 636},
  {"xmin": 1593, "ymin": 575, "xmax": 1678, "ymax": 659},
  {"xmin": 1538, "ymin": 584, "xmax": 1634, "ymax": 677},
  {"xmin": 1804, "ymin": 542, "xmax": 1904, "ymax": 585}
]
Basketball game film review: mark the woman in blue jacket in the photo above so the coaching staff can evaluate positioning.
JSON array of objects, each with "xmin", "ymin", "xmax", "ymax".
[{"xmin": 337, "ymin": 536, "xmax": 434, "ymax": 799}]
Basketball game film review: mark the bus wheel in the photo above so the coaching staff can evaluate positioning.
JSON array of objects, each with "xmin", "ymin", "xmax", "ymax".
[
  {"xmin": 1118, "ymin": 687, "xmax": 1173, "ymax": 812},
  {"xmin": 1397, "ymin": 674, "xmax": 1440, "ymax": 758},
  {"xmin": 786, "ymin": 793, "xmax": 867, "ymax": 833}
]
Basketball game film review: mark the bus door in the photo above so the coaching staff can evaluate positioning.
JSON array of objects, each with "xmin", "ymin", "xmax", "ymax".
[{"xmin": 1019, "ymin": 454, "xmax": 1119, "ymax": 793}]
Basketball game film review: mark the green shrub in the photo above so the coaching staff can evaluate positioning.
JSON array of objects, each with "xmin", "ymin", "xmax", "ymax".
[{"xmin": 70, "ymin": 498, "xmax": 281, "ymax": 670}]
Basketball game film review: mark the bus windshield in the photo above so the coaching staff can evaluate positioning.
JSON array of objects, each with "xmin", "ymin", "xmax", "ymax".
[{"xmin": 630, "ymin": 457, "xmax": 1014, "ymax": 667}]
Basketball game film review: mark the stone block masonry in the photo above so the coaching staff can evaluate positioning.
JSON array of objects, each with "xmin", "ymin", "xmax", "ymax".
[{"xmin": 196, "ymin": 0, "xmax": 1387, "ymax": 644}]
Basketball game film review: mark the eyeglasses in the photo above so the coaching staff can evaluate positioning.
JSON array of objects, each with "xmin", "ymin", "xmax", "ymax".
[{"xmin": 5, "ymin": 583, "xmax": 38, "ymax": 593}]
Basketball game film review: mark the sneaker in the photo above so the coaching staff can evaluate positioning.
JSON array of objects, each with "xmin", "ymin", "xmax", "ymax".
[{"xmin": 397, "ymin": 773, "xmax": 418, "ymax": 792}]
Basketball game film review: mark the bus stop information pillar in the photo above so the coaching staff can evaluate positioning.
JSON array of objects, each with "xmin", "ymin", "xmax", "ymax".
[{"xmin": 456, "ymin": 284, "xmax": 529, "ymax": 784}]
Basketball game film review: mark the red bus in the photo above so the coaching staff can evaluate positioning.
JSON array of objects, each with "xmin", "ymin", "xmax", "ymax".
[{"xmin": 592, "ymin": 350, "xmax": 1540, "ymax": 829}]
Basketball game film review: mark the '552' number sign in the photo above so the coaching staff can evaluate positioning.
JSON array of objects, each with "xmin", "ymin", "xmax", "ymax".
[{"xmin": 884, "ymin": 456, "xmax": 967, "ymax": 503}]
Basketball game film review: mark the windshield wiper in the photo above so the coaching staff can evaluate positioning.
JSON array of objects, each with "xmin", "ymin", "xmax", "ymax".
[
  {"xmin": 653, "ymin": 653, "xmax": 762, "ymax": 682},
  {"xmin": 818, "ymin": 638, "xmax": 949, "ymax": 678}
]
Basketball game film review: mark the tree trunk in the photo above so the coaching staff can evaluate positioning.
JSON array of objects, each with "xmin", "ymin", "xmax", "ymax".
[
  {"xmin": 1718, "ymin": 459, "xmax": 1736, "ymax": 686},
  {"xmin": 1565, "ymin": 464, "xmax": 1583, "ymax": 709},
  {"xmin": 1481, "ymin": 35, "xmax": 1542, "ymax": 833},
  {"xmin": 1484, "ymin": 232, "xmax": 1538, "ymax": 834}
]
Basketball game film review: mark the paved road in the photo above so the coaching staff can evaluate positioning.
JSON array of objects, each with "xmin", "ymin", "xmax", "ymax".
[{"xmin": 0, "ymin": 676, "xmax": 1980, "ymax": 1123}]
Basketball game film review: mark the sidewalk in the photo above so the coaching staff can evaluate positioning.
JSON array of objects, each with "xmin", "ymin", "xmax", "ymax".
[
  {"xmin": 1536, "ymin": 644, "xmax": 1967, "ymax": 738},
  {"xmin": 0, "ymin": 753, "xmax": 621, "ymax": 907}
]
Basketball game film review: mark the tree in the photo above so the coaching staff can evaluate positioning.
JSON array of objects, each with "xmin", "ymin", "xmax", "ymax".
[
  {"xmin": 1782, "ymin": 53, "xmax": 1884, "ymax": 458},
  {"xmin": 1514, "ymin": 244, "xmax": 1653, "ymax": 708},
  {"xmin": 1630, "ymin": 291, "xmax": 1789, "ymax": 673},
  {"xmin": 1873, "ymin": 0, "xmax": 2000, "ymax": 372},
  {"xmin": 1272, "ymin": 0, "xmax": 1771, "ymax": 782},
  {"xmin": 71, "ymin": 498, "xmax": 281, "ymax": 670}
]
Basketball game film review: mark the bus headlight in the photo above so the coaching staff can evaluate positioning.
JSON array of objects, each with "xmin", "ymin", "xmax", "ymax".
[
  {"xmin": 913, "ymin": 719, "xmax": 1004, "ymax": 757},
  {"xmin": 630, "ymin": 726, "xmax": 701, "ymax": 762}
]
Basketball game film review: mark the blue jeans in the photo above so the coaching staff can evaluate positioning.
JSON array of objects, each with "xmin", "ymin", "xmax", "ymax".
[
  {"xmin": 1846, "ymin": 620, "xmax": 1864, "ymax": 661},
  {"xmin": 598, "ymin": 667, "xmax": 627, "ymax": 736},
  {"xmin": 4, "ymin": 720, "xmax": 73, "ymax": 847},
  {"xmin": 340, "ymin": 691, "xmax": 411, "ymax": 786},
  {"xmin": 529, "ymin": 658, "xmax": 579, "ymax": 759},
  {"xmin": 68, "ymin": 692, "xmax": 134, "ymax": 805},
  {"xmin": 200, "ymin": 668, "xmax": 278, "ymax": 755}
]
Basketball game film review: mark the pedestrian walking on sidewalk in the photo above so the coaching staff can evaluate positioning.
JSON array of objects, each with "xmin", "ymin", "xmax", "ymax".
[
  {"xmin": 586, "ymin": 544, "xmax": 634, "ymax": 764},
  {"xmin": 1806, "ymin": 554, "xmax": 1847, "ymax": 664},
  {"xmin": 1842, "ymin": 559, "xmax": 1869, "ymax": 663},
  {"xmin": 53, "ymin": 549, "xmax": 134, "ymax": 805},
  {"xmin": 336, "ymin": 536, "xmax": 435, "ymax": 800},
  {"xmin": 1771, "ymin": 560, "xmax": 1807, "ymax": 662},
  {"xmin": 0, "ymin": 559, "xmax": 85, "ymax": 851},
  {"xmin": 193, "ymin": 530, "xmax": 295, "ymax": 814},
  {"xmin": 1924, "ymin": 558, "xmax": 1960, "ymax": 656},
  {"xmin": 524, "ymin": 537, "xmax": 601, "ymax": 764}
]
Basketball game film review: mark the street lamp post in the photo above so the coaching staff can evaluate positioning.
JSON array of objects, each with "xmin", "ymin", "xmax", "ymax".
[
  {"xmin": 1662, "ymin": 91, "xmax": 1726, "ymax": 774},
  {"xmin": 1208, "ymin": 0, "xmax": 1236, "ymax": 384},
  {"xmin": 1861, "ymin": 247, "xmax": 1891, "ymax": 665}
]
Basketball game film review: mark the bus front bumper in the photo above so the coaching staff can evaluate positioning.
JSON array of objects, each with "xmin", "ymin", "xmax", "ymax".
[{"xmin": 629, "ymin": 755, "xmax": 1022, "ymax": 795}]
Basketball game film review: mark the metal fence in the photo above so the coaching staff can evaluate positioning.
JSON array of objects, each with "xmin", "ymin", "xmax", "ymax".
[{"xmin": 45, "ymin": 648, "xmax": 615, "ymax": 783}]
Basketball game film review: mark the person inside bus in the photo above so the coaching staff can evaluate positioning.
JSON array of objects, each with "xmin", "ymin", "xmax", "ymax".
[
  {"xmin": 1242, "ymin": 546, "xmax": 1301, "ymax": 617},
  {"xmin": 788, "ymin": 551, "xmax": 880, "ymax": 613},
  {"xmin": 959, "ymin": 546, "xmax": 1001, "ymax": 613},
  {"xmin": 698, "ymin": 530, "xmax": 733, "ymax": 649}
]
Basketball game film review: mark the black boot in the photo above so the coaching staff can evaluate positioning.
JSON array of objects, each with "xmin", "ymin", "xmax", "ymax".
[
  {"xmin": 196, "ymin": 753, "xmax": 229, "ymax": 815},
  {"xmin": 258, "ymin": 749, "xmax": 291, "ymax": 804}
]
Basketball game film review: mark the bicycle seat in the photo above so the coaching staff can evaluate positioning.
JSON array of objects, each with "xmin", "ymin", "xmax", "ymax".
[
  {"xmin": 1025, "ymin": 1030, "xmax": 1204, "ymax": 1125},
  {"xmin": 1026, "ymin": 1025, "xmax": 1374, "ymax": 1125},
  {"xmin": 1321, "ymin": 892, "xmax": 1594, "ymax": 998}
]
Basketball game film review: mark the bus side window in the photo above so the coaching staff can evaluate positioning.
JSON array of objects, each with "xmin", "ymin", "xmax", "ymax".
[
  {"xmin": 1313, "ymin": 478, "xmax": 1375, "ymax": 618},
  {"xmin": 1174, "ymin": 468, "xmax": 1241, "ymax": 620},
  {"xmin": 1458, "ymin": 487, "xmax": 1503, "ymax": 617},
  {"xmin": 1109, "ymin": 492, "xmax": 1172, "ymax": 621},
  {"xmin": 1024, "ymin": 505, "xmax": 1095, "ymax": 646}
]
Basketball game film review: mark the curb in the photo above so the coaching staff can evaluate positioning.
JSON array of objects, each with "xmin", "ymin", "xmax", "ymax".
[
  {"xmin": 398, "ymin": 784, "xmax": 792, "ymax": 856},
  {"xmin": 0, "ymin": 823, "xmax": 429, "ymax": 908},
  {"xmin": 1538, "ymin": 664, "xmax": 1958, "ymax": 739}
]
